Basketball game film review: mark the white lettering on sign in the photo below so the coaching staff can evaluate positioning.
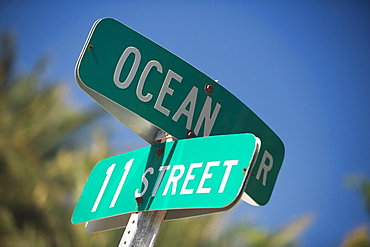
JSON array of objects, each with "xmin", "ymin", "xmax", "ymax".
[
  {"xmin": 133, "ymin": 160, "xmax": 239, "ymax": 198},
  {"xmin": 151, "ymin": 165, "xmax": 171, "ymax": 197},
  {"xmin": 136, "ymin": 60, "xmax": 162, "ymax": 102},
  {"xmin": 256, "ymin": 150, "xmax": 273, "ymax": 186},
  {"xmin": 194, "ymin": 96, "xmax": 221, "ymax": 137},
  {"xmin": 110, "ymin": 158, "xmax": 133, "ymax": 208},
  {"xmin": 113, "ymin": 45, "xmax": 222, "ymax": 137},
  {"xmin": 218, "ymin": 160, "xmax": 239, "ymax": 193},
  {"xmin": 197, "ymin": 161, "xmax": 220, "ymax": 193},
  {"xmin": 92, "ymin": 159, "xmax": 133, "ymax": 212},
  {"xmin": 162, "ymin": 165, "xmax": 186, "ymax": 196},
  {"xmin": 154, "ymin": 70, "xmax": 183, "ymax": 116},
  {"xmin": 172, "ymin": 86, "xmax": 198, "ymax": 130},
  {"xmin": 91, "ymin": 158, "xmax": 240, "ymax": 213},
  {"xmin": 180, "ymin": 162, "xmax": 203, "ymax": 195},
  {"xmin": 135, "ymin": 167, "xmax": 154, "ymax": 198},
  {"xmin": 91, "ymin": 163, "xmax": 115, "ymax": 212},
  {"xmin": 113, "ymin": 47, "xmax": 141, "ymax": 89}
]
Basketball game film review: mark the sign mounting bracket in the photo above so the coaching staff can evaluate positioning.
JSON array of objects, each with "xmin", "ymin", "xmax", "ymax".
[{"xmin": 118, "ymin": 130, "xmax": 173, "ymax": 247}]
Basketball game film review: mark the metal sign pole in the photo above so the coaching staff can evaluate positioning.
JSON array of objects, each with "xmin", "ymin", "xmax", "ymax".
[
  {"xmin": 118, "ymin": 211, "xmax": 167, "ymax": 247},
  {"xmin": 118, "ymin": 131, "xmax": 174, "ymax": 247}
]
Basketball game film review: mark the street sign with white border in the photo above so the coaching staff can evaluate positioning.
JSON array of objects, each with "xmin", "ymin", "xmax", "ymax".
[
  {"xmin": 72, "ymin": 133, "xmax": 260, "ymax": 225},
  {"xmin": 75, "ymin": 17, "xmax": 284, "ymax": 207}
]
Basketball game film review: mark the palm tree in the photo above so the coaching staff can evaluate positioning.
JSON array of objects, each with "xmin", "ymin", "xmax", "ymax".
[
  {"xmin": 155, "ymin": 213, "xmax": 313, "ymax": 247},
  {"xmin": 0, "ymin": 32, "xmax": 124, "ymax": 247},
  {"xmin": 340, "ymin": 177, "xmax": 370, "ymax": 247}
]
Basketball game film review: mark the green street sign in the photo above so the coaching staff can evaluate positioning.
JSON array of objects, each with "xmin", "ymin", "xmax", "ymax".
[
  {"xmin": 75, "ymin": 18, "xmax": 284, "ymax": 206},
  {"xmin": 71, "ymin": 133, "xmax": 259, "ymax": 225}
]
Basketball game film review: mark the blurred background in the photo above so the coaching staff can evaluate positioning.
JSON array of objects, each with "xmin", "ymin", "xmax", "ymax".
[{"xmin": 0, "ymin": 1, "xmax": 369, "ymax": 246}]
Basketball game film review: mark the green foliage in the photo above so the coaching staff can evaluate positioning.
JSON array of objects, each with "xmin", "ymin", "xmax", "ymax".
[
  {"xmin": 0, "ymin": 32, "xmax": 122, "ymax": 247},
  {"xmin": 155, "ymin": 214, "xmax": 313, "ymax": 247},
  {"xmin": 346, "ymin": 175, "xmax": 370, "ymax": 216},
  {"xmin": 341, "ymin": 176, "xmax": 370, "ymax": 246},
  {"xmin": 340, "ymin": 226, "xmax": 370, "ymax": 247},
  {"xmin": 359, "ymin": 180, "xmax": 370, "ymax": 216}
]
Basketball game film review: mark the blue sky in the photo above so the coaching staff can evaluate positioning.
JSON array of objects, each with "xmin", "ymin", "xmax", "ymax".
[{"xmin": 1, "ymin": 1, "xmax": 369, "ymax": 246}]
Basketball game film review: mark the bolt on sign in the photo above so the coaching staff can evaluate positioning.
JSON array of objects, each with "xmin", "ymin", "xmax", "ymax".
[
  {"xmin": 75, "ymin": 18, "xmax": 284, "ymax": 206},
  {"xmin": 71, "ymin": 133, "xmax": 260, "ymax": 225}
]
